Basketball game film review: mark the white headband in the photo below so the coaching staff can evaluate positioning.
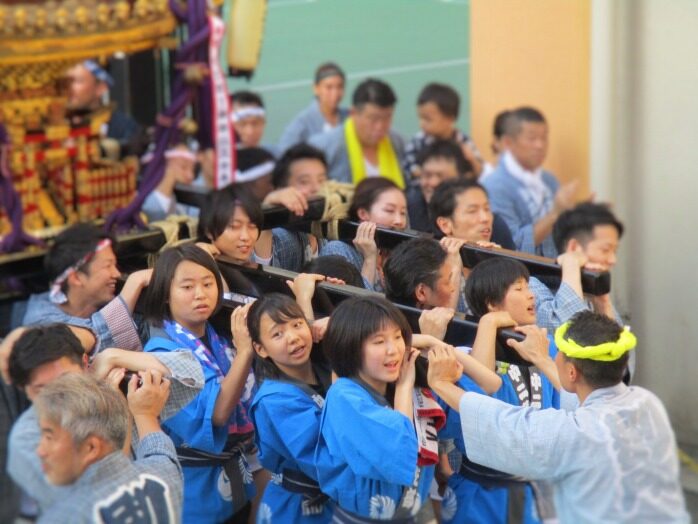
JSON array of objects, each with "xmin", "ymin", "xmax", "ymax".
[
  {"xmin": 231, "ymin": 106, "xmax": 266, "ymax": 123},
  {"xmin": 165, "ymin": 149, "xmax": 197, "ymax": 162},
  {"xmin": 235, "ymin": 161, "xmax": 275, "ymax": 184}
]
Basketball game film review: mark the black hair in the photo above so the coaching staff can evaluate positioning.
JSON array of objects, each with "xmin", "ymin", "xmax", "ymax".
[
  {"xmin": 465, "ymin": 258, "xmax": 530, "ymax": 317},
  {"xmin": 197, "ymin": 185, "xmax": 263, "ymax": 243},
  {"xmin": 314, "ymin": 62, "xmax": 345, "ymax": 84},
  {"xmin": 323, "ymin": 295, "xmax": 412, "ymax": 379},
  {"xmin": 8, "ymin": 324, "xmax": 84, "ymax": 388},
  {"xmin": 428, "ymin": 178, "xmax": 488, "ymax": 236},
  {"xmin": 383, "ymin": 238, "xmax": 447, "ymax": 307},
  {"xmin": 247, "ymin": 293, "xmax": 310, "ymax": 381},
  {"xmin": 352, "ymin": 78, "xmax": 396, "ymax": 109},
  {"xmin": 45, "ymin": 223, "xmax": 115, "ymax": 288},
  {"xmin": 417, "ymin": 82, "xmax": 460, "ymax": 119},
  {"xmin": 502, "ymin": 106, "xmax": 546, "ymax": 137},
  {"xmin": 493, "ymin": 110, "xmax": 512, "ymax": 139},
  {"xmin": 348, "ymin": 177, "xmax": 403, "ymax": 222},
  {"xmin": 561, "ymin": 311, "xmax": 629, "ymax": 389},
  {"xmin": 271, "ymin": 143, "xmax": 327, "ymax": 189},
  {"xmin": 303, "ymin": 256, "xmax": 365, "ymax": 288},
  {"xmin": 142, "ymin": 243, "xmax": 224, "ymax": 326},
  {"xmin": 416, "ymin": 139, "xmax": 473, "ymax": 177},
  {"xmin": 231, "ymin": 90, "xmax": 264, "ymax": 108},
  {"xmin": 552, "ymin": 203, "xmax": 625, "ymax": 253}
]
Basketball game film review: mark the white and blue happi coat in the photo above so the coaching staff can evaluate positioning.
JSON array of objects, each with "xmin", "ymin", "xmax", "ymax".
[{"xmin": 315, "ymin": 378, "xmax": 434, "ymax": 521}]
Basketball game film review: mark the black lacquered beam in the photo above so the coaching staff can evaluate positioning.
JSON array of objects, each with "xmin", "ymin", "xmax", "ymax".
[
  {"xmin": 330, "ymin": 220, "xmax": 610, "ymax": 296},
  {"xmin": 174, "ymin": 183, "xmax": 210, "ymax": 208},
  {"xmin": 213, "ymin": 256, "xmax": 530, "ymax": 366},
  {"xmin": 458, "ymin": 242, "xmax": 610, "ymax": 296},
  {"xmin": 0, "ymin": 228, "xmax": 167, "ymax": 281},
  {"xmin": 172, "ymin": 188, "xmax": 609, "ymax": 294}
]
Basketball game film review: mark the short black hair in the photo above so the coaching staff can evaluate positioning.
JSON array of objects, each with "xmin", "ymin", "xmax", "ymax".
[
  {"xmin": 465, "ymin": 258, "xmax": 530, "ymax": 317},
  {"xmin": 271, "ymin": 143, "xmax": 327, "ymax": 189},
  {"xmin": 9, "ymin": 324, "xmax": 84, "ymax": 387},
  {"xmin": 197, "ymin": 185, "xmax": 263, "ymax": 243},
  {"xmin": 417, "ymin": 139, "xmax": 473, "ymax": 177},
  {"xmin": 383, "ymin": 238, "xmax": 447, "ymax": 307},
  {"xmin": 314, "ymin": 62, "xmax": 345, "ymax": 84},
  {"xmin": 323, "ymin": 295, "xmax": 412, "ymax": 378},
  {"xmin": 561, "ymin": 311, "xmax": 629, "ymax": 389},
  {"xmin": 231, "ymin": 90, "xmax": 264, "ymax": 108},
  {"xmin": 303, "ymin": 256, "xmax": 365, "ymax": 288},
  {"xmin": 429, "ymin": 179, "xmax": 488, "ymax": 236},
  {"xmin": 348, "ymin": 177, "xmax": 402, "ymax": 222},
  {"xmin": 247, "ymin": 293, "xmax": 309, "ymax": 381},
  {"xmin": 45, "ymin": 223, "xmax": 115, "ymax": 286},
  {"xmin": 142, "ymin": 244, "xmax": 224, "ymax": 327},
  {"xmin": 502, "ymin": 106, "xmax": 546, "ymax": 137},
  {"xmin": 553, "ymin": 203, "xmax": 624, "ymax": 253},
  {"xmin": 352, "ymin": 78, "xmax": 396, "ymax": 110},
  {"xmin": 417, "ymin": 82, "xmax": 460, "ymax": 119},
  {"xmin": 493, "ymin": 109, "xmax": 512, "ymax": 139}
]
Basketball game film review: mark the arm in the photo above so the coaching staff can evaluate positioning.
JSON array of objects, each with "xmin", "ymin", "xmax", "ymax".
[
  {"xmin": 128, "ymin": 370, "xmax": 170, "ymax": 438},
  {"xmin": 119, "ymin": 269, "xmax": 153, "ymax": 313},
  {"xmin": 212, "ymin": 304, "xmax": 255, "ymax": 427},
  {"xmin": 530, "ymin": 276, "xmax": 587, "ymax": 332},
  {"xmin": 533, "ymin": 179, "xmax": 578, "ymax": 246},
  {"xmin": 418, "ymin": 307, "xmax": 455, "ymax": 341},
  {"xmin": 90, "ymin": 347, "xmax": 171, "ymax": 381},
  {"xmin": 506, "ymin": 326, "xmax": 561, "ymax": 390},
  {"xmin": 469, "ymin": 311, "xmax": 516, "ymax": 372},
  {"xmin": 439, "ymin": 237, "xmax": 465, "ymax": 310},
  {"xmin": 286, "ymin": 273, "xmax": 325, "ymax": 320},
  {"xmin": 352, "ymin": 222, "xmax": 379, "ymax": 286},
  {"xmin": 394, "ymin": 348, "xmax": 419, "ymax": 420}
]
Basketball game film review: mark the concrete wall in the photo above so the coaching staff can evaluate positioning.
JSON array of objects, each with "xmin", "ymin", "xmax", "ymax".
[
  {"xmin": 472, "ymin": 0, "xmax": 698, "ymax": 444},
  {"xmin": 606, "ymin": 0, "xmax": 698, "ymax": 445}
]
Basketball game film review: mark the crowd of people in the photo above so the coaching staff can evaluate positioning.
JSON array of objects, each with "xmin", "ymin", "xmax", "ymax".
[{"xmin": 0, "ymin": 59, "xmax": 690, "ymax": 523}]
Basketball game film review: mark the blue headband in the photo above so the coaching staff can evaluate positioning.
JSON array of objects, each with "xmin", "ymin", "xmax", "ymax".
[{"xmin": 83, "ymin": 60, "xmax": 114, "ymax": 88}]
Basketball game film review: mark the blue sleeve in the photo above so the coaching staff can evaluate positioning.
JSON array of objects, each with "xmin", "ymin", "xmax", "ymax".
[
  {"xmin": 319, "ymin": 241, "xmax": 362, "ymax": 272},
  {"xmin": 271, "ymin": 228, "xmax": 305, "ymax": 272},
  {"xmin": 321, "ymin": 384, "xmax": 418, "ymax": 486},
  {"xmin": 145, "ymin": 338, "xmax": 228, "ymax": 453},
  {"xmin": 483, "ymin": 177, "xmax": 537, "ymax": 254},
  {"xmin": 530, "ymin": 277, "xmax": 588, "ymax": 331},
  {"xmin": 277, "ymin": 113, "xmax": 309, "ymax": 154},
  {"xmin": 252, "ymin": 393, "xmax": 322, "ymax": 480}
]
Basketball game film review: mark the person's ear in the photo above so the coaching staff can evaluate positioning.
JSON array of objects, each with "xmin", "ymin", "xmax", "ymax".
[
  {"xmin": 67, "ymin": 271, "xmax": 84, "ymax": 289},
  {"xmin": 435, "ymin": 216, "xmax": 453, "ymax": 237},
  {"xmin": 485, "ymin": 300, "xmax": 500, "ymax": 313},
  {"xmin": 253, "ymin": 342, "xmax": 268, "ymax": 359},
  {"xmin": 566, "ymin": 238, "xmax": 581, "ymax": 253},
  {"xmin": 80, "ymin": 435, "xmax": 106, "ymax": 467},
  {"xmin": 414, "ymin": 283, "xmax": 430, "ymax": 307},
  {"xmin": 357, "ymin": 208, "xmax": 371, "ymax": 222}
]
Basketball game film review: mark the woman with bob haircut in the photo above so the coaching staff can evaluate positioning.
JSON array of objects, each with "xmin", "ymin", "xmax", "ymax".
[
  {"xmin": 319, "ymin": 177, "xmax": 408, "ymax": 290},
  {"xmin": 244, "ymin": 292, "xmax": 333, "ymax": 522},
  {"xmin": 142, "ymin": 243, "xmax": 259, "ymax": 523},
  {"xmin": 197, "ymin": 184, "xmax": 319, "ymax": 273}
]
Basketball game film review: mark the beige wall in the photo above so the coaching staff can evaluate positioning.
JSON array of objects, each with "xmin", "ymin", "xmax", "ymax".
[{"xmin": 470, "ymin": 0, "xmax": 591, "ymax": 194}]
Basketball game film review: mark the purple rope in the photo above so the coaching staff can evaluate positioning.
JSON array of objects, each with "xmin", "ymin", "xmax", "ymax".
[
  {"xmin": 105, "ymin": 0, "xmax": 214, "ymax": 233},
  {"xmin": 0, "ymin": 125, "xmax": 45, "ymax": 253}
]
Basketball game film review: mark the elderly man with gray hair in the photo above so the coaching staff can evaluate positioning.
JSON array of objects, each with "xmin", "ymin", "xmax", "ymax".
[{"xmin": 33, "ymin": 371, "xmax": 182, "ymax": 523}]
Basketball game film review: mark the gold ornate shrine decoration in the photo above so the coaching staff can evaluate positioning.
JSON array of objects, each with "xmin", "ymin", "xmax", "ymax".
[{"xmin": 0, "ymin": 0, "xmax": 177, "ymax": 66}]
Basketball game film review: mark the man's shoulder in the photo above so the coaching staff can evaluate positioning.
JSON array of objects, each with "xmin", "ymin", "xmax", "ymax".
[{"xmin": 482, "ymin": 164, "xmax": 516, "ymax": 192}]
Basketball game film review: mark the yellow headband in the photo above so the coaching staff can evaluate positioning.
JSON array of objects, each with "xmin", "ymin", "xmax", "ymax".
[{"xmin": 555, "ymin": 322, "xmax": 637, "ymax": 362}]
